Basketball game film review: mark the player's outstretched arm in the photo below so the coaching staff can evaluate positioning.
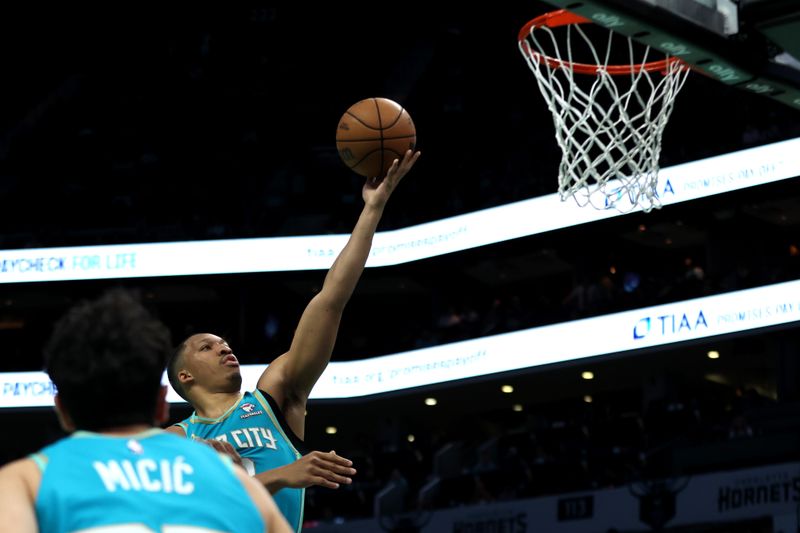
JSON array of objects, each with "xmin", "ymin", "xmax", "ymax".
[{"xmin": 258, "ymin": 150, "xmax": 421, "ymax": 438}]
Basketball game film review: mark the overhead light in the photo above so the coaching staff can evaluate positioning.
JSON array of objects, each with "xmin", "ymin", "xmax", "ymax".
[
  {"xmin": 583, "ymin": 395, "xmax": 593, "ymax": 403},
  {"xmin": 424, "ymin": 397, "xmax": 437, "ymax": 406},
  {"xmin": 581, "ymin": 371, "xmax": 594, "ymax": 380},
  {"xmin": 707, "ymin": 350, "xmax": 720, "ymax": 359},
  {"xmin": 512, "ymin": 404, "xmax": 523, "ymax": 412},
  {"xmin": 501, "ymin": 385, "xmax": 514, "ymax": 394},
  {"xmin": 407, "ymin": 434, "xmax": 415, "ymax": 443},
  {"xmin": 325, "ymin": 426, "xmax": 337, "ymax": 435}
]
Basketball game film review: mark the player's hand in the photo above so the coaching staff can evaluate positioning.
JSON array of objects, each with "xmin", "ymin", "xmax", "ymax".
[
  {"xmin": 282, "ymin": 450, "xmax": 357, "ymax": 489},
  {"xmin": 363, "ymin": 149, "xmax": 420, "ymax": 209},
  {"xmin": 197, "ymin": 438, "xmax": 244, "ymax": 468}
]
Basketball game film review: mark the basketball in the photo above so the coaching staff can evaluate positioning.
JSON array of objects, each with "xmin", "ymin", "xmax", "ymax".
[{"xmin": 336, "ymin": 97, "xmax": 416, "ymax": 178}]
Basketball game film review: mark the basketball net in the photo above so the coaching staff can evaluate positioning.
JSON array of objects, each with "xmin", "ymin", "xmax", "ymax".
[{"xmin": 519, "ymin": 11, "xmax": 690, "ymax": 212}]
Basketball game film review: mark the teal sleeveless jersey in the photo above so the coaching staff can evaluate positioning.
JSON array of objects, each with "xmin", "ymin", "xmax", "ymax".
[
  {"xmin": 32, "ymin": 428, "xmax": 264, "ymax": 533},
  {"xmin": 177, "ymin": 390, "xmax": 304, "ymax": 532}
]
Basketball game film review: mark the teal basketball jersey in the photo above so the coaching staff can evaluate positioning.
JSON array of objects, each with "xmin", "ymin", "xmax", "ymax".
[
  {"xmin": 177, "ymin": 390, "xmax": 304, "ymax": 532},
  {"xmin": 32, "ymin": 428, "xmax": 264, "ymax": 533}
]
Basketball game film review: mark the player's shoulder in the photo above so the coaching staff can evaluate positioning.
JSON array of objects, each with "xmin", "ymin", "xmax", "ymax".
[{"xmin": 0, "ymin": 456, "xmax": 40, "ymax": 491}]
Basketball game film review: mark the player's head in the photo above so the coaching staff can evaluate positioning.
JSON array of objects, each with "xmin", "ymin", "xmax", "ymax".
[
  {"xmin": 167, "ymin": 333, "xmax": 242, "ymax": 402},
  {"xmin": 45, "ymin": 288, "xmax": 172, "ymax": 432}
]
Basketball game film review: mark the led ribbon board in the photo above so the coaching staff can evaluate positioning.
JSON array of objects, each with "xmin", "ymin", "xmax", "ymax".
[
  {"xmin": 0, "ymin": 137, "xmax": 798, "ymax": 283},
  {"xmin": 3, "ymin": 279, "xmax": 798, "ymax": 407}
]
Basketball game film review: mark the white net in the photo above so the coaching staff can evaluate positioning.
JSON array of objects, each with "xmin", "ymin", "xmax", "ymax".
[{"xmin": 519, "ymin": 17, "xmax": 690, "ymax": 212}]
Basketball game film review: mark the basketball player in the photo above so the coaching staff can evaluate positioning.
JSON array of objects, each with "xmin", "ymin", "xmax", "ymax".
[
  {"xmin": 0, "ymin": 289, "xmax": 291, "ymax": 533},
  {"xmin": 165, "ymin": 149, "xmax": 421, "ymax": 530}
]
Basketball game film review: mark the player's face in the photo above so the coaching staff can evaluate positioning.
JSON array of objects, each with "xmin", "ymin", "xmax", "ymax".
[{"xmin": 184, "ymin": 334, "xmax": 242, "ymax": 390}]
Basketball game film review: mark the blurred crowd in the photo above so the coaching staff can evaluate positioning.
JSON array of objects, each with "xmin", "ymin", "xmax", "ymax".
[{"xmin": 304, "ymin": 385, "xmax": 790, "ymax": 523}]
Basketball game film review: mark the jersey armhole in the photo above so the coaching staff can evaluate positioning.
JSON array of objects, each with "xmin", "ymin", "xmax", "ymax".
[
  {"xmin": 28, "ymin": 453, "xmax": 48, "ymax": 473},
  {"xmin": 255, "ymin": 389, "xmax": 308, "ymax": 454}
]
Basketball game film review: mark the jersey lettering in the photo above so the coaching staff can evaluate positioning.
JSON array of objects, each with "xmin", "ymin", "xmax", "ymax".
[
  {"xmin": 93, "ymin": 457, "xmax": 194, "ymax": 495},
  {"xmin": 206, "ymin": 427, "xmax": 277, "ymax": 451}
]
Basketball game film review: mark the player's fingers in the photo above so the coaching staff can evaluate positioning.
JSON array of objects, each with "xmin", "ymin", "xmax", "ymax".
[
  {"xmin": 385, "ymin": 159, "xmax": 400, "ymax": 180},
  {"xmin": 394, "ymin": 150, "xmax": 420, "ymax": 178},
  {"xmin": 309, "ymin": 450, "xmax": 354, "ymax": 467},
  {"xmin": 323, "ymin": 451, "xmax": 354, "ymax": 467},
  {"xmin": 318, "ymin": 459, "xmax": 357, "ymax": 477},
  {"xmin": 403, "ymin": 150, "xmax": 421, "ymax": 169},
  {"xmin": 311, "ymin": 476, "xmax": 340, "ymax": 489},
  {"xmin": 211, "ymin": 443, "xmax": 232, "ymax": 457},
  {"xmin": 326, "ymin": 472, "xmax": 353, "ymax": 485},
  {"xmin": 321, "ymin": 453, "xmax": 355, "ymax": 469},
  {"xmin": 312, "ymin": 466, "xmax": 352, "ymax": 485},
  {"xmin": 213, "ymin": 441, "xmax": 229, "ymax": 452},
  {"xmin": 220, "ymin": 443, "xmax": 243, "ymax": 460},
  {"xmin": 207, "ymin": 440, "xmax": 240, "ymax": 461}
]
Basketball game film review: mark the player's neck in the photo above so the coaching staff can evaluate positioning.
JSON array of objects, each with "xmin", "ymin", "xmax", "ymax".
[{"xmin": 192, "ymin": 390, "xmax": 243, "ymax": 419}]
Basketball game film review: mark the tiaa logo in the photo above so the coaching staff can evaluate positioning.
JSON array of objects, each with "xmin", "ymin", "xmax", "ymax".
[{"xmin": 633, "ymin": 310, "xmax": 708, "ymax": 340}]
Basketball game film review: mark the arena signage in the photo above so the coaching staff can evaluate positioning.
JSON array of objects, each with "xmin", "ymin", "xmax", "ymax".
[
  {"xmin": 0, "ymin": 137, "xmax": 797, "ymax": 283},
  {"xmin": 2, "ymin": 279, "xmax": 797, "ymax": 407}
]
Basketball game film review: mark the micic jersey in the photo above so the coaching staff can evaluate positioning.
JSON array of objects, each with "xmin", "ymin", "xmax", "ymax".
[{"xmin": 32, "ymin": 428, "xmax": 264, "ymax": 533}]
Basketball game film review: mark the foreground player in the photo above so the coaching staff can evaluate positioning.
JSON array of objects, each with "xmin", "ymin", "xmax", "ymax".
[{"xmin": 0, "ymin": 289, "xmax": 290, "ymax": 533}]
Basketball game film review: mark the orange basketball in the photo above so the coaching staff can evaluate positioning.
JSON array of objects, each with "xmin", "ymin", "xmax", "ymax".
[{"xmin": 336, "ymin": 97, "xmax": 416, "ymax": 178}]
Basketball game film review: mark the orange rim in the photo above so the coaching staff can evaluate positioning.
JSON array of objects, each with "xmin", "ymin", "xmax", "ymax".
[{"xmin": 518, "ymin": 9, "xmax": 685, "ymax": 75}]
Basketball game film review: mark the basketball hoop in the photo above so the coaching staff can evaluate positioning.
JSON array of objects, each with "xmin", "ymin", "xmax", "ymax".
[{"xmin": 518, "ymin": 10, "xmax": 690, "ymax": 212}]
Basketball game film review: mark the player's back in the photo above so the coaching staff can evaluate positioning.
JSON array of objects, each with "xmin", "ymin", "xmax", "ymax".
[{"xmin": 33, "ymin": 428, "xmax": 264, "ymax": 533}]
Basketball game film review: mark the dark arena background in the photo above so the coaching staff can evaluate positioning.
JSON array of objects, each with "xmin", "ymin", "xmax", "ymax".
[{"xmin": 2, "ymin": 3, "xmax": 800, "ymax": 532}]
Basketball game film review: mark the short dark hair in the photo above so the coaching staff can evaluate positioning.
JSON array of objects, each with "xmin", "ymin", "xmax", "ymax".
[
  {"xmin": 167, "ymin": 341, "xmax": 189, "ymax": 401},
  {"xmin": 45, "ymin": 288, "xmax": 172, "ymax": 431}
]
